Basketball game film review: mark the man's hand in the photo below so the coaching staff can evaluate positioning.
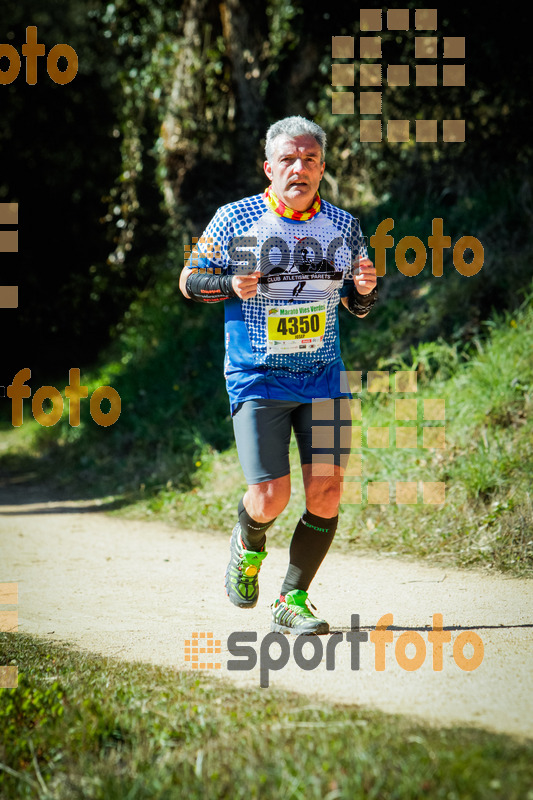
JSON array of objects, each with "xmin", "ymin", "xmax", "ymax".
[
  {"xmin": 353, "ymin": 256, "xmax": 377, "ymax": 295},
  {"xmin": 232, "ymin": 270, "xmax": 261, "ymax": 300}
]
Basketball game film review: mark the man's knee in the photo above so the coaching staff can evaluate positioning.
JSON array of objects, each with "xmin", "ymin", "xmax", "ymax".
[
  {"xmin": 245, "ymin": 476, "xmax": 291, "ymax": 521},
  {"xmin": 303, "ymin": 469, "xmax": 342, "ymax": 518}
]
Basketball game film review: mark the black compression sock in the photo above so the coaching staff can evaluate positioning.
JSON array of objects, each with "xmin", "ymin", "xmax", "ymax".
[
  {"xmin": 280, "ymin": 509, "xmax": 338, "ymax": 595},
  {"xmin": 238, "ymin": 497, "xmax": 275, "ymax": 551}
]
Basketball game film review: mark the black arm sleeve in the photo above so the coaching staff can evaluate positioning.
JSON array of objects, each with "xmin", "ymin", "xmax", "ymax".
[
  {"xmin": 346, "ymin": 283, "xmax": 378, "ymax": 317},
  {"xmin": 185, "ymin": 271, "xmax": 237, "ymax": 303}
]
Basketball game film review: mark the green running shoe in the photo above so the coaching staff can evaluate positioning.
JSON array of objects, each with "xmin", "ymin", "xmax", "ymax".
[
  {"xmin": 225, "ymin": 523, "xmax": 268, "ymax": 608},
  {"xmin": 271, "ymin": 589, "xmax": 329, "ymax": 635}
]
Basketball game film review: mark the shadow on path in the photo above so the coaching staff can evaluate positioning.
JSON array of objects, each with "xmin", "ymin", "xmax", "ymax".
[{"xmin": 0, "ymin": 470, "xmax": 130, "ymax": 513}]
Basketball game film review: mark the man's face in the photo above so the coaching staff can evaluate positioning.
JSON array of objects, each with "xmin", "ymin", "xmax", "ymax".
[{"xmin": 264, "ymin": 134, "xmax": 325, "ymax": 212}]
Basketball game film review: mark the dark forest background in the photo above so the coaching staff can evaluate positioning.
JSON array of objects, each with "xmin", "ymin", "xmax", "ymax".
[
  {"xmin": 1, "ymin": 0, "xmax": 531, "ymax": 377},
  {"xmin": 1, "ymin": 0, "xmax": 532, "ymax": 500}
]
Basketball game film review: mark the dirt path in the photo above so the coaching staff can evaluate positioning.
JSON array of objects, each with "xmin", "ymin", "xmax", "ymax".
[{"xmin": 1, "ymin": 484, "xmax": 532, "ymax": 740}]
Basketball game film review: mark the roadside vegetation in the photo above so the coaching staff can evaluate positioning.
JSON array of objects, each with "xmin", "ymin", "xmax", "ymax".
[
  {"xmin": 2, "ymin": 271, "xmax": 531, "ymax": 577},
  {"xmin": 1, "ymin": 634, "xmax": 532, "ymax": 800}
]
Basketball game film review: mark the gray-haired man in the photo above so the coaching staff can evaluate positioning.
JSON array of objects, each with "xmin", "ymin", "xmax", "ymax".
[{"xmin": 180, "ymin": 116, "xmax": 377, "ymax": 634}]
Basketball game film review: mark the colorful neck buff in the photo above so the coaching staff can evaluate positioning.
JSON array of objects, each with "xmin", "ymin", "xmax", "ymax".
[{"xmin": 263, "ymin": 185, "xmax": 321, "ymax": 221}]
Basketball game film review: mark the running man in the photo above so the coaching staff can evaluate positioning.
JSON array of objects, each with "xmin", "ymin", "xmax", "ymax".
[{"xmin": 179, "ymin": 116, "xmax": 377, "ymax": 634}]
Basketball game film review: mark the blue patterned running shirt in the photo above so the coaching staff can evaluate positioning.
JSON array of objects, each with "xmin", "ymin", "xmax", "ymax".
[{"xmin": 194, "ymin": 193, "xmax": 367, "ymax": 414}]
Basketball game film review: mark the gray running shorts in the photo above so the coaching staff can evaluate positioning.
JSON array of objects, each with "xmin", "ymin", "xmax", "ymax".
[{"xmin": 232, "ymin": 398, "xmax": 352, "ymax": 485}]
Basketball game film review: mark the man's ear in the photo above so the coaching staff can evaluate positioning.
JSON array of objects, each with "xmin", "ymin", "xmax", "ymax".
[
  {"xmin": 264, "ymin": 160, "xmax": 273, "ymax": 181},
  {"xmin": 320, "ymin": 161, "xmax": 326, "ymax": 178}
]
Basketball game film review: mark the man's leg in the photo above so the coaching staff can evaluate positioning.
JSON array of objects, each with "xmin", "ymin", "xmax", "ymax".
[
  {"xmin": 279, "ymin": 465, "xmax": 341, "ymax": 596},
  {"xmin": 225, "ymin": 400, "xmax": 293, "ymax": 608},
  {"xmin": 238, "ymin": 475, "xmax": 291, "ymax": 550},
  {"xmin": 271, "ymin": 399, "xmax": 349, "ymax": 634},
  {"xmin": 232, "ymin": 399, "xmax": 294, "ymax": 547}
]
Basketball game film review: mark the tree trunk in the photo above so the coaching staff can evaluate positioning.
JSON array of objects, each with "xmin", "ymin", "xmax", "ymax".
[
  {"xmin": 160, "ymin": 0, "xmax": 211, "ymax": 217},
  {"xmin": 219, "ymin": 0, "xmax": 268, "ymax": 170}
]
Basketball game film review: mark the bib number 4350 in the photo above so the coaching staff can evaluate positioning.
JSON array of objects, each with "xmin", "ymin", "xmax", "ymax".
[{"xmin": 276, "ymin": 314, "xmax": 320, "ymax": 337}]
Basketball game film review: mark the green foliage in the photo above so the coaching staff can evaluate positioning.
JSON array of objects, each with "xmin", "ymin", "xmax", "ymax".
[
  {"xmin": 338, "ymin": 293, "xmax": 533, "ymax": 573},
  {"xmin": 0, "ymin": 674, "xmax": 64, "ymax": 743},
  {"xmin": 0, "ymin": 666, "xmax": 65, "ymax": 790},
  {"xmin": 338, "ymin": 170, "xmax": 533, "ymax": 375},
  {"xmin": 7, "ymin": 254, "xmax": 232, "ymax": 498}
]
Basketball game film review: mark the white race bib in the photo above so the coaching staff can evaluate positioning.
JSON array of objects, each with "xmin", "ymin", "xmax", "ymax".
[{"xmin": 266, "ymin": 302, "xmax": 326, "ymax": 354}]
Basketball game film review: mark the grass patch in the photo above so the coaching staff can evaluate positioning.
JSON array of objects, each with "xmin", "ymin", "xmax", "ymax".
[{"xmin": 1, "ymin": 633, "xmax": 532, "ymax": 799}]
